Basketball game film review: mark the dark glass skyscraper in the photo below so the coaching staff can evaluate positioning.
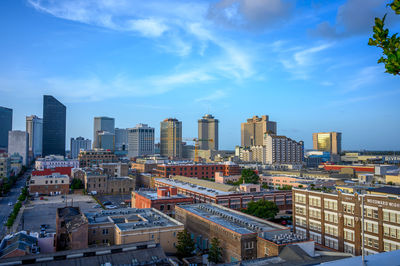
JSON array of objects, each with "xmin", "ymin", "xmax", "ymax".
[
  {"xmin": 0, "ymin": 106, "xmax": 12, "ymax": 151},
  {"xmin": 42, "ymin": 95, "xmax": 66, "ymax": 156}
]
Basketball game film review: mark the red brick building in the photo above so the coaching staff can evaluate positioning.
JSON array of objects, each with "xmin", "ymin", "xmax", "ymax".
[
  {"xmin": 32, "ymin": 167, "xmax": 74, "ymax": 178},
  {"xmin": 154, "ymin": 162, "xmax": 241, "ymax": 179},
  {"xmin": 29, "ymin": 173, "xmax": 70, "ymax": 196},
  {"xmin": 132, "ymin": 187, "xmax": 193, "ymax": 217},
  {"xmin": 322, "ymin": 163, "xmax": 375, "ymax": 173}
]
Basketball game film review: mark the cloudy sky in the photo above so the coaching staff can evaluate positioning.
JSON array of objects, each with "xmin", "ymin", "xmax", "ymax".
[{"xmin": 1, "ymin": 0, "xmax": 399, "ymax": 150}]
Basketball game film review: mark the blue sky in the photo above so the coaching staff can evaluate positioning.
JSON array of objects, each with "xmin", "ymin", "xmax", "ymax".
[{"xmin": 0, "ymin": 0, "xmax": 399, "ymax": 150}]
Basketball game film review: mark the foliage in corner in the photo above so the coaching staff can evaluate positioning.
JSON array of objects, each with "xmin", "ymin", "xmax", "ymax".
[
  {"xmin": 208, "ymin": 237, "xmax": 223, "ymax": 264},
  {"xmin": 368, "ymin": 0, "xmax": 400, "ymax": 75},
  {"xmin": 242, "ymin": 199, "xmax": 279, "ymax": 220},
  {"xmin": 176, "ymin": 229, "xmax": 195, "ymax": 258}
]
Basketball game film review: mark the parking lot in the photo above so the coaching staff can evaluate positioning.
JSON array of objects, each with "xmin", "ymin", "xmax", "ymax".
[
  {"xmin": 95, "ymin": 194, "xmax": 131, "ymax": 209},
  {"xmin": 20, "ymin": 194, "xmax": 98, "ymax": 234}
]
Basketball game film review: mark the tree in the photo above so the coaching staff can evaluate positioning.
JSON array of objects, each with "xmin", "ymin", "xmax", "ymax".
[
  {"xmin": 176, "ymin": 229, "xmax": 195, "ymax": 258},
  {"xmin": 242, "ymin": 199, "xmax": 279, "ymax": 219},
  {"xmin": 71, "ymin": 178, "xmax": 83, "ymax": 189},
  {"xmin": 241, "ymin": 169, "xmax": 260, "ymax": 184},
  {"xmin": 208, "ymin": 237, "xmax": 222, "ymax": 264},
  {"xmin": 369, "ymin": 0, "xmax": 400, "ymax": 75}
]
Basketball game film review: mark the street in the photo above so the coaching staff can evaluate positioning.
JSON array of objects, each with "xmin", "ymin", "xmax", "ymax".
[{"xmin": 0, "ymin": 168, "xmax": 30, "ymax": 239}]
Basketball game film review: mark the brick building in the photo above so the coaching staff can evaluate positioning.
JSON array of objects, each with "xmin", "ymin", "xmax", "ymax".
[
  {"xmin": 56, "ymin": 207, "xmax": 88, "ymax": 251},
  {"xmin": 32, "ymin": 167, "xmax": 73, "ymax": 178},
  {"xmin": 132, "ymin": 187, "xmax": 193, "ymax": 217},
  {"xmin": 84, "ymin": 171, "xmax": 135, "ymax": 195},
  {"xmin": 175, "ymin": 203, "xmax": 308, "ymax": 263},
  {"xmin": 130, "ymin": 161, "xmax": 157, "ymax": 173},
  {"xmin": 0, "ymin": 232, "xmax": 39, "ymax": 259},
  {"xmin": 78, "ymin": 150, "xmax": 118, "ymax": 168},
  {"xmin": 154, "ymin": 176, "xmax": 292, "ymax": 211},
  {"xmin": 99, "ymin": 162, "xmax": 129, "ymax": 177},
  {"xmin": 154, "ymin": 161, "xmax": 241, "ymax": 179},
  {"xmin": 85, "ymin": 208, "xmax": 183, "ymax": 253},
  {"xmin": 292, "ymin": 187, "xmax": 400, "ymax": 256},
  {"xmin": 29, "ymin": 173, "xmax": 70, "ymax": 195}
]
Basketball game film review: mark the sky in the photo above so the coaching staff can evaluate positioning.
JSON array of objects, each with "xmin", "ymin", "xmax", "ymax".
[{"xmin": 0, "ymin": 0, "xmax": 399, "ymax": 151}]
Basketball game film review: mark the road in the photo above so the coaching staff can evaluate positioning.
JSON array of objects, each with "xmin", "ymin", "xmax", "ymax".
[{"xmin": 0, "ymin": 168, "xmax": 30, "ymax": 239}]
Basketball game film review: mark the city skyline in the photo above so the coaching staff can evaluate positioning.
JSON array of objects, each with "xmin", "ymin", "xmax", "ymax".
[{"xmin": 1, "ymin": 0, "xmax": 400, "ymax": 150}]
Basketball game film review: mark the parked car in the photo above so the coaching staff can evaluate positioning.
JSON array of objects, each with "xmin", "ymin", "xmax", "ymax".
[
  {"xmin": 106, "ymin": 205, "xmax": 117, "ymax": 209},
  {"xmin": 8, "ymin": 202, "xmax": 12, "ymax": 206},
  {"xmin": 92, "ymin": 204, "xmax": 101, "ymax": 208},
  {"xmin": 103, "ymin": 201, "xmax": 112, "ymax": 206}
]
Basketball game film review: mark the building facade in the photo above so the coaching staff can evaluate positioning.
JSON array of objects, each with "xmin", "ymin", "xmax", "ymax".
[
  {"xmin": 78, "ymin": 150, "xmax": 117, "ymax": 167},
  {"xmin": 56, "ymin": 207, "xmax": 88, "ymax": 251},
  {"xmin": 132, "ymin": 187, "xmax": 193, "ymax": 217},
  {"xmin": 313, "ymin": 132, "xmax": 342, "ymax": 155},
  {"xmin": 93, "ymin": 117, "xmax": 115, "ymax": 149},
  {"xmin": 160, "ymin": 118, "xmax": 182, "ymax": 159},
  {"xmin": 115, "ymin": 128, "xmax": 128, "ymax": 151},
  {"xmin": 35, "ymin": 155, "xmax": 79, "ymax": 170},
  {"xmin": 198, "ymin": 114, "xmax": 219, "ymax": 150},
  {"xmin": 70, "ymin": 137, "xmax": 91, "ymax": 159},
  {"xmin": 241, "ymin": 115, "xmax": 277, "ymax": 147},
  {"xmin": 84, "ymin": 170, "xmax": 135, "ymax": 195},
  {"xmin": 8, "ymin": 130, "xmax": 29, "ymax": 166},
  {"xmin": 264, "ymin": 133, "xmax": 304, "ymax": 165},
  {"xmin": 292, "ymin": 188, "xmax": 400, "ymax": 256},
  {"xmin": 0, "ymin": 154, "xmax": 11, "ymax": 178},
  {"xmin": 128, "ymin": 124, "xmax": 155, "ymax": 158},
  {"xmin": 26, "ymin": 115, "xmax": 43, "ymax": 159},
  {"xmin": 0, "ymin": 106, "xmax": 12, "ymax": 151},
  {"xmin": 42, "ymin": 95, "xmax": 66, "ymax": 156},
  {"xmin": 29, "ymin": 173, "xmax": 70, "ymax": 195}
]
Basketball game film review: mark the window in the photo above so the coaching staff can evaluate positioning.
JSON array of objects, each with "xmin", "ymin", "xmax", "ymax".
[
  {"xmin": 295, "ymin": 194, "xmax": 306, "ymax": 204},
  {"xmin": 103, "ymin": 229, "xmax": 109, "ymax": 235},
  {"xmin": 364, "ymin": 236, "xmax": 379, "ymax": 249},
  {"xmin": 364, "ymin": 221, "xmax": 378, "ymax": 234},
  {"xmin": 324, "ymin": 200, "xmax": 338, "ymax": 210},
  {"xmin": 325, "ymin": 237, "xmax": 338, "ymax": 250},
  {"xmin": 342, "ymin": 203, "xmax": 354, "ymax": 214},
  {"xmin": 344, "ymin": 230, "xmax": 354, "ymax": 242},
  {"xmin": 167, "ymin": 205, "xmax": 171, "ymax": 210},
  {"xmin": 92, "ymin": 230, "xmax": 96, "ymax": 234},
  {"xmin": 102, "ymin": 239, "xmax": 109, "ymax": 244},
  {"xmin": 309, "ymin": 209, "xmax": 321, "ymax": 219},
  {"xmin": 344, "ymin": 216, "xmax": 354, "ymax": 227},
  {"xmin": 324, "ymin": 212, "xmax": 338, "ymax": 224},
  {"xmin": 160, "ymin": 205, "xmax": 164, "ymax": 211},
  {"xmin": 309, "ymin": 220, "xmax": 321, "ymax": 232},
  {"xmin": 309, "ymin": 196, "xmax": 321, "ymax": 207},
  {"xmin": 344, "ymin": 244, "xmax": 355, "ymax": 255},
  {"xmin": 325, "ymin": 224, "xmax": 338, "ymax": 237},
  {"xmin": 244, "ymin": 241, "xmax": 254, "ymax": 249},
  {"xmin": 383, "ymin": 225, "xmax": 400, "ymax": 239},
  {"xmin": 265, "ymin": 247, "xmax": 269, "ymax": 256}
]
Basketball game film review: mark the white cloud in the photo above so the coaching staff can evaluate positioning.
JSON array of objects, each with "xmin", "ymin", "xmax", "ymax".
[
  {"xmin": 195, "ymin": 90, "xmax": 227, "ymax": 102},
  {"xmin": 341, "ymin": 66, "xmax": 381, "ymax": 93},
  {"xmin": 127, "ymin": 18, "xmax": 168, "ymax": 37}
]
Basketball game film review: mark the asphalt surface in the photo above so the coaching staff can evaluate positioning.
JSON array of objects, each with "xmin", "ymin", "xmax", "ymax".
[
  {"xmin": 0, "ymin": 169, "xmax": 30, "ymax": 238},
  {"xmin": 96, "ymin": 194, "xmax": 131, "ymax": 209}
]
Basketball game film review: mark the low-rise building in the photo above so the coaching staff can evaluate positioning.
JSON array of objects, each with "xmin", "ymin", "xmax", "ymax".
[
  {"xmin": 0, "ymin": 232, "xmax": 39, "ymax": 259},
  {"xmin": 32, "ymin": 167, "xmax": 73, "ymax": 178},
  {"xmin": 85, "ymin": 208, "xmax": 183, "ymax": 254},
  {"xmin": 35, "ymin": 155, "xmax": 79, "ymax": 170},
  {"xmin": 175, "ymin": 203, "xmax": 305, "ymax": 263},
  {"xmin": 84, "ymin": 169, "xmax": 135, "ymax": 194},
  {"xmin": 78, "ymin": 150, "xmax": 117, "ymax": 168},
  {"xmin": 215, "ymin": 172, "xmax": 241, "ymax": 184},
  {"xmin": 154, "ymin": 176, "xmax": 292, "ymax": 211},
  {"xmin": 0, "ymin": 153, "xmax": 11, "ymax": 178},
  {"xmin": 29, "ymin": 173, "xmax": 70, "ymax": 195},
  {"xmin": 132, "ymin": 187, "xmax": 193, "ymax": 217},
  {"xmin": 99, "ymin": 162, "xmax": 129, "ymax": 177},
  {"xmin": 56, "ymin": 207, "xmax": 88, "ymax": 251}
]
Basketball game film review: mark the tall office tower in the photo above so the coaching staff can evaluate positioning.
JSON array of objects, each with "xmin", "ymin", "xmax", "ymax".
[
  {"xmin": 160, "ymin": 118, "xmax": 182, "ymax": 159},
  {"xmin": 198, "ymin": 114, "xmax": 219, "ymax": 150},
  {"xmin": 42, "ymin": 95, "xmax": 66, "ymax": 156},
  {"xmin": 26, "ymin": 115, "xmax": 43, "ymax": 158},
  {"xmin": 0, "ymin": 106, "xmax": 12, "ymax": 151},
  {"xmin": 97, "ymin": 131, "xmax": 115, "ymax": 151},
  {"xmin": 128, "ymin": 124, "xmax": 155, "ymax": 158},
  {"xmin": 70, "ymin": 137, "xmax": 91, "ymax": 159},
  {"xmin": 8, "ymin": 131, "xmax": 29, "ymax": 166},
  {"xmin": 115, "ymin": 128, "xmax": 128, "ymax": 151},
  {"xmin": 93, "ymin": 117, "xmax": 115, "ymax": 149},
  {"xmin": 313, "ymin": 132, "xmax": 342, "ymax": 155},
  {"xmin": 241, "ymin": 115, "xmax": 277, "ymax": 147}
]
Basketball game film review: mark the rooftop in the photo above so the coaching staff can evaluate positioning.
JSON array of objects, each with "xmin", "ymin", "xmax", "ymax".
[
  {"xmin": 85, "ymin": 208, "xmax": 182, "ymax": 231},
  {"xmin": 156, "ymin": 178, "xmax": 232, "ymax": 196},
  {"xmin": 367, "ymin": 186, "xmax": 400, "ymax": 196},
  {"xmin": 136, "ymin": 189, "xmax": 191, "ymax": 200},
  {"xmin": 177, "ymin": 204, "xmax": 287, "ymax": 235}
]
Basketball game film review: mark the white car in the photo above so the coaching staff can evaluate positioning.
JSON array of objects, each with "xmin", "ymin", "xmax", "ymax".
[
  {"xmin": 8, "ymin": 202, "xmax": 12, "ymax": 206},
  {"xmin": 106, "ymin": 205, "xmax": 117, "ymax": 209}
]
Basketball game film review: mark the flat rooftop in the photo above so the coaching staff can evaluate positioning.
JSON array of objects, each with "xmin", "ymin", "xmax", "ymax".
[
  {"xmin": 136, "ymin": 189, "xmax": 191, "ymax": 200},
  {"xmin": 178, "ymin": 204, "xmax": 287, "ymax": 235},
  {"xmin": 85, "ymin": 208, "xmax": 182, "ymax": 231}
]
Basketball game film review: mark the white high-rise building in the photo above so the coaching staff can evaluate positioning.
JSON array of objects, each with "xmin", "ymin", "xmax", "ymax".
[
  {"xmin": 128, "ymin": 124, "xmax": 155, "ymax": 158},
  {"xmin": 8, "ymin": 131, "xmax": 29, "ymax": 166},
  {"xmin": 263, "ymin": 133, "xmax": 304, "ymax": 165},
  {"xmin": 115, "ymin": 128, "xmax": 128, "ymax": 151},
  {"xmin": 26, "ymin": 115, "xmax": 43, "ymax": 159},
  {"xmin": 70, "ymin": 137, "xmax": 91, "ymax": 159}
]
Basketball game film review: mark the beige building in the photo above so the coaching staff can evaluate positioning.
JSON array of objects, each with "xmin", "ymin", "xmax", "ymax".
[
  {"xmin": 313, "ymin": 132, "xmax": 342, "ymax": 155},
  {"xmin": 0, "ymin": 154, "xmax": 10, "ymax": 178},
  {"xmin": 160, "ymin": 118, "xmax": 182, "ymax": 159},
  {"xmin": 85, "ymin": 208, "xmax": 183, "ymax": 253},
  {"xmin": 241, "ymin": 115, "xmax": 277, "ymax": 147},
  {"xmin": 78, "ymin": 150, "xmax": 118, "ymax": 168},
  {"xmin": 264, "ymin": 133, "xmax": 304, "ymax": 165},
  {"xmin": 85, "ymin": 171, "xmax": 135, "ymax": 194},
  {"xmin": 99, "ymin": 162, "xmax": 129, "ymax": 177},
  {"xmin": 198, "ymin": 114, "xmax": 218, "ymax": 150}
]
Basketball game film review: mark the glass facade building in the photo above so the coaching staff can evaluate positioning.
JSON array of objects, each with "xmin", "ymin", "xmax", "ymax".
[
  {"xmin": 0, "ymin": 106, "xmax": 12, "ymax": 150},
  {"xmin": 42, "ymin": 95, "xmax": 66, "ymax": 156}
]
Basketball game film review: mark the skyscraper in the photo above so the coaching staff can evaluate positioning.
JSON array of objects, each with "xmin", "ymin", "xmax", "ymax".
[
  {"xmin": 26, "ymin": 115, "xmax": 43, "ymax": 158},
  {"xmin": 93, "ymin": 117, "xmax": 115, "ymax": 149},
  {"xmin": 160, "ymin": 118, "xmax": 182, "ymax": 159},
  {"xmin": 198, "ymin": 114, "xmax": 219, "ymax": 150},
  {"xmin": 0, "ymin": 106, "xmax": 12, "ymax": 151},
  {"xmin": 42, "ymin": 95, "xmax": 66, "ymax": 156},
  {"xmin": 312, "ymin": 132, "xmax": 342, "ymax": 155},
  {"xmin": 8, "ymin": 131, "xmax": 29, "ymax": 166},
  {"xmin": 115, "ymin": 128, "xmax": 128, "ymax": 151},
  {"xmin": 241, "ymin": 115, "xmax": 277, "ymax": 147},
  {"xmin": 97, "ymin": 131, "xmax": 115, "ymax": 151},
  {"xmin": 70, "ymin": 137, "xmax": 91, "ymax": 159},
  {"xmin": 128, "ymin": 124, "xmax": 155, "ymax": 158}
]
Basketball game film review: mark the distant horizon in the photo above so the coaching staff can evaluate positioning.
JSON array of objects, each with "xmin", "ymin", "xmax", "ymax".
[{"xmin": 1, "ymin": 0, "xmax": 399, "ymax": 151}]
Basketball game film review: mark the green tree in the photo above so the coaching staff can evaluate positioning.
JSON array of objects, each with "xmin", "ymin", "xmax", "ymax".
[
  {"xmin": 242, "ymin": 199, "xmax": 279, "ymax": 219},
  {"xmin": 241, "ymin": 169, "xmax": 260, "ymax": 184},
  {"xmin": 176, "ymin": 229, "xmax": 195, "ymax": 258},
  {"xmin": 369, "ymin": 0, "xmax": 400, "ymax": 75},
  {"xmin": 71, "ymin": 178, "xmax": 84, "ymax": 189},
  {"xmin": 208, "ymin": 237, "xmax": 222, "ymax": 264}
]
